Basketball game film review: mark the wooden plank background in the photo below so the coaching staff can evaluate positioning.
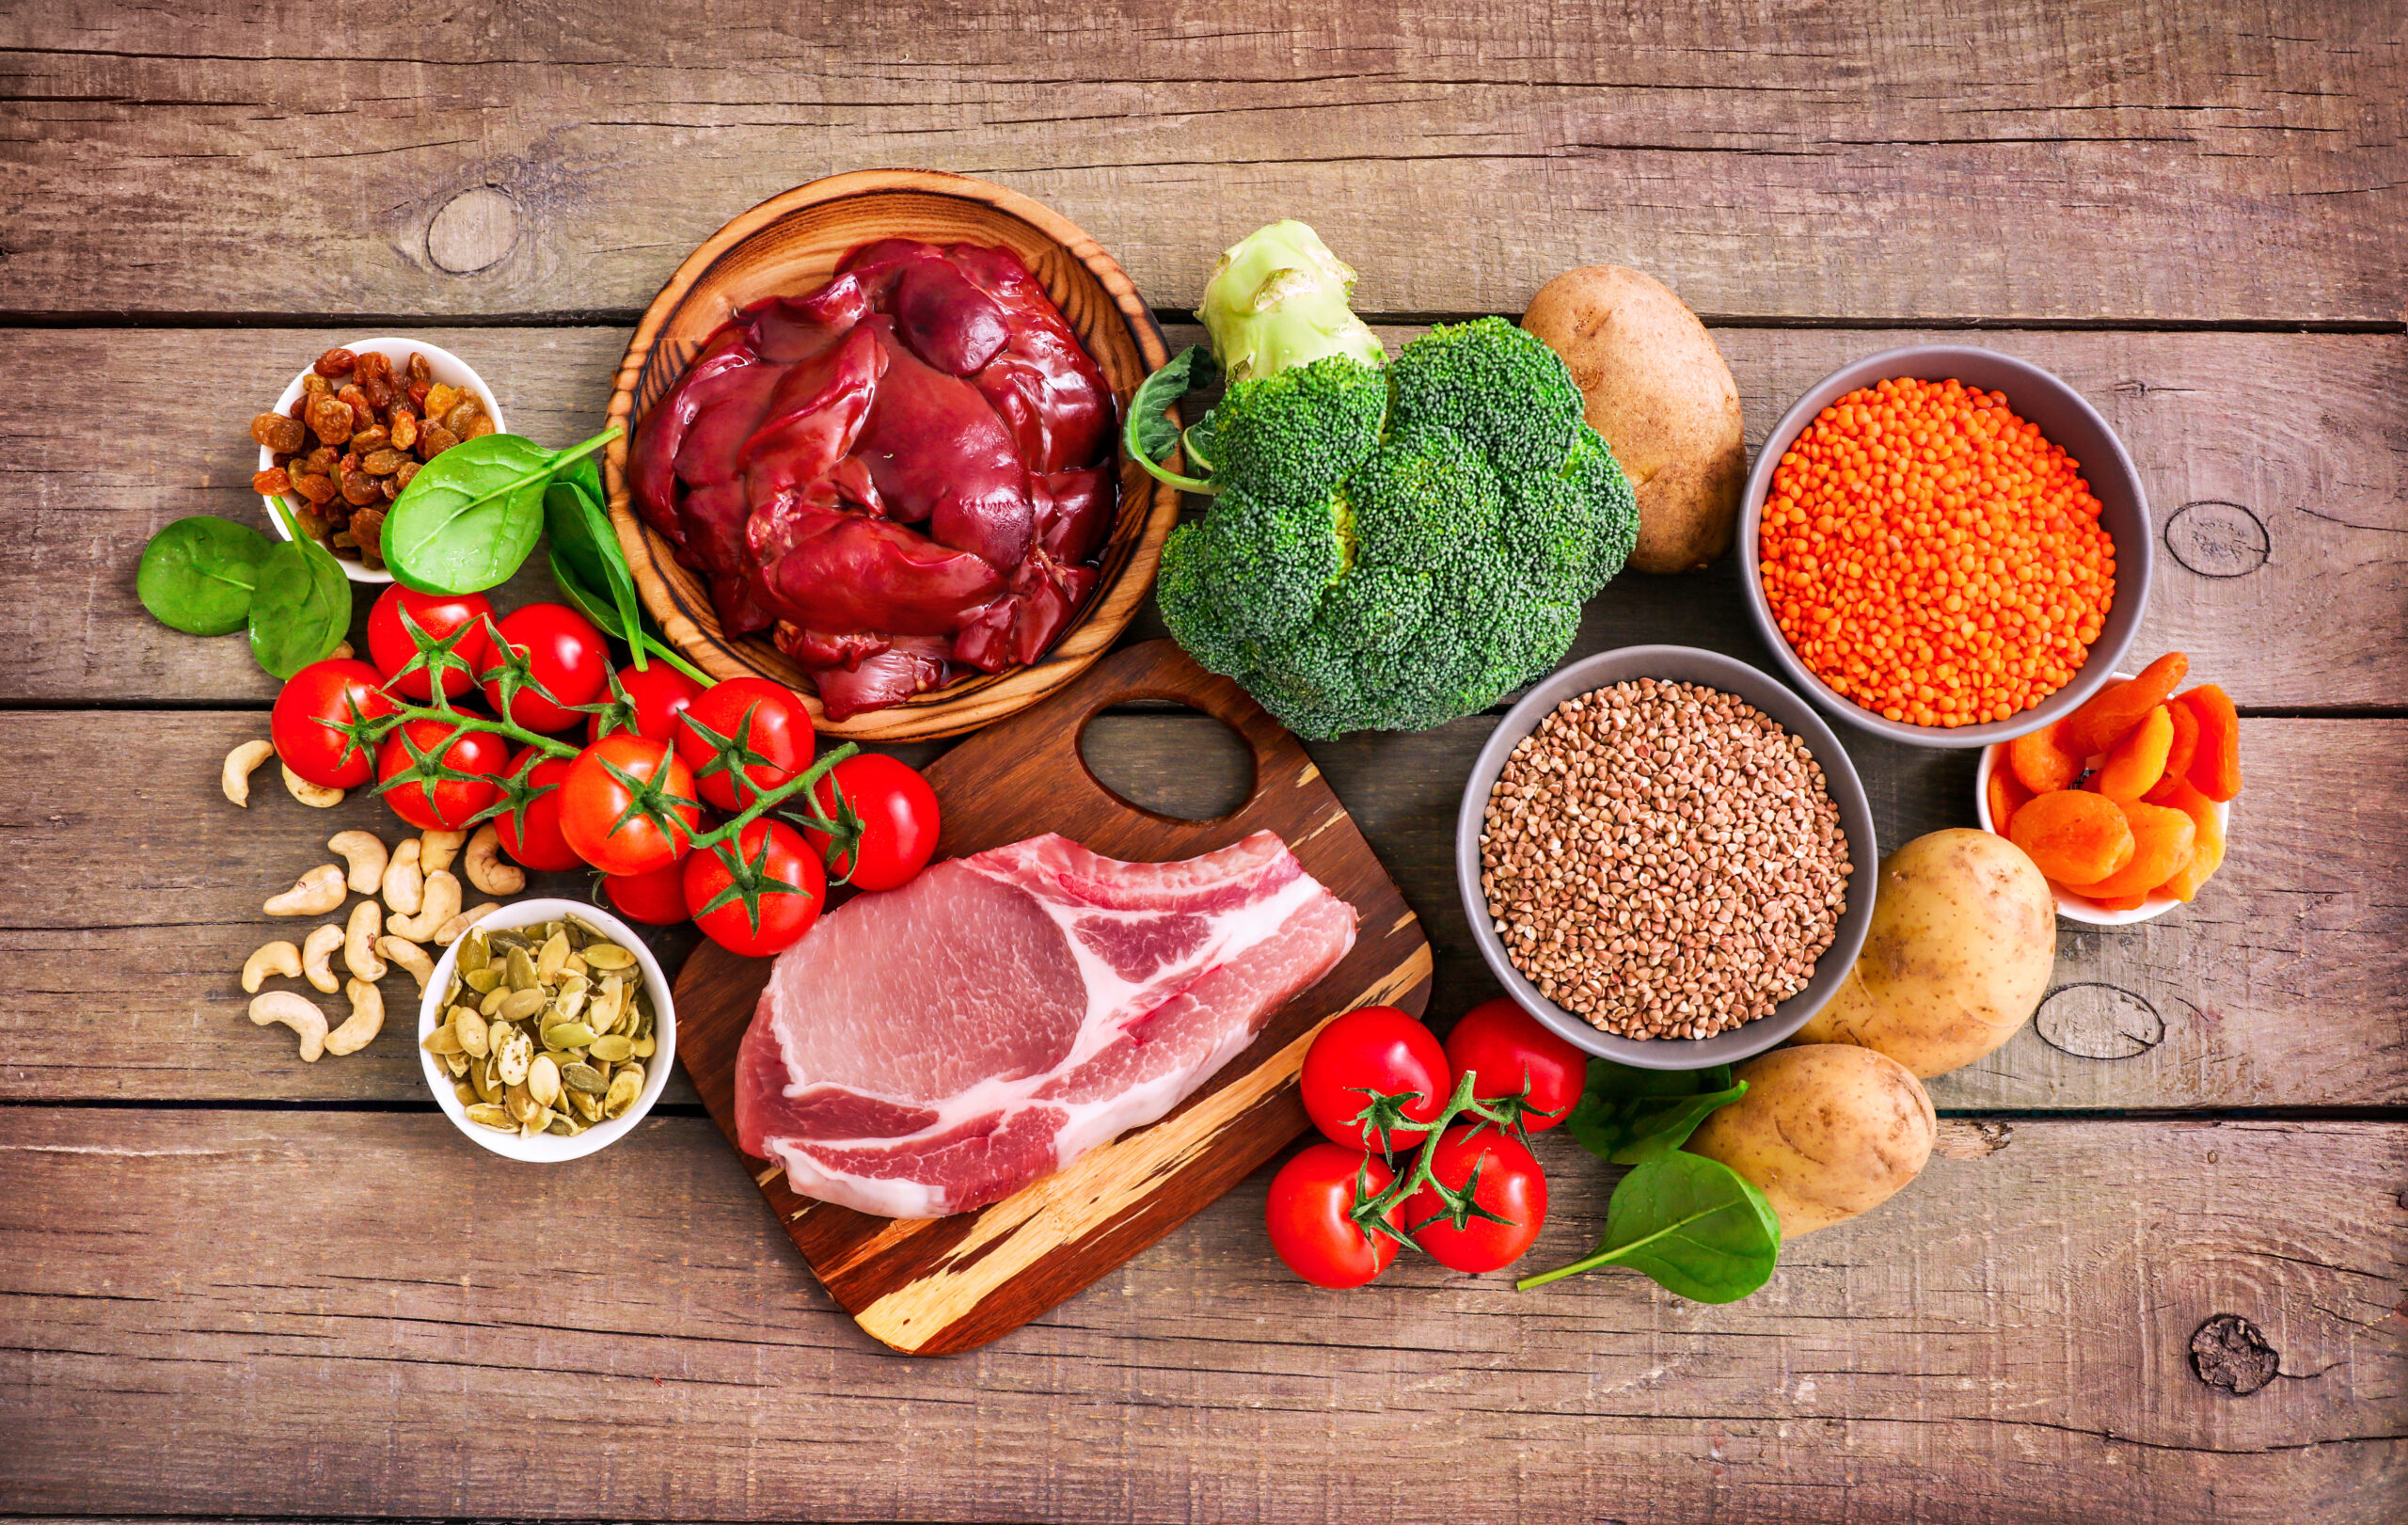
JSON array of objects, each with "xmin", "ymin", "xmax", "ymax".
[{"xmin": 1, "ymin": 0, "xmax": 2403, "ymax": 1519}]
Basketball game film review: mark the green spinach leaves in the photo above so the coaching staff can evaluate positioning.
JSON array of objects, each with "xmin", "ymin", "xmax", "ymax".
[
  {"xmin": 1123, "ymin": 344, "xmax": 1217, "ymax": 493},
  {"xmin": 246, "ymin": 502, "xmax": 353, "ymax": 678},
  {"xmin": 136, "ymin": 516, "xmax": 275, "ymax": 635},
  {"xmin": 1522, "ymin": 1056, "xmax": 1776, "ymax": 1302},
  {"xmin": 1518, "ymin": 1152, "xmax": 1780, "ymax": 1303},
  {"xmin": 384, "ymin": 427, "xmax": 617, "ymax": 596},
  {"xmin": 1566, "ymin": 1059, "xmax": 1749, "ymax": 1165}
]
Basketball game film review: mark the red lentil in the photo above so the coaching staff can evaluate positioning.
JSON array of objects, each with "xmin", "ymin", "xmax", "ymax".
[{"xmin": 1757, "ymin": 376, "xmax": 2116, "ymax": 727}]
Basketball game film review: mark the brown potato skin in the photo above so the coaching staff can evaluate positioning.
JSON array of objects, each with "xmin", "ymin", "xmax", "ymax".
[
  {"xmin": 1686, "ymin": 1044, "xmax": 1936, "ymax": 1237},
  {"xmin": 1796, "ymin": 829, "xmax": 2057, "ymax": 1078},
  {"xmin": 1522, "ymin": 265, "xmax": 1744, "ymax": 573}
]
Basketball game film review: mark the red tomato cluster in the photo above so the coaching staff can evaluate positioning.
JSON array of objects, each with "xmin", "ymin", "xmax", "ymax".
[
  {"xmin": 272, "ymin": 585, "xmax": 944, "ymax": 959},
  {"xmin": 1269, "ymin": 998, "xmax": 1584, "ymax": 1288}
]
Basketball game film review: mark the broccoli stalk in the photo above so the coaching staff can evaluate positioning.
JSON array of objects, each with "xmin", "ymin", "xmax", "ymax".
[{"xmin": 1198, "ymin": 220, "xmax": 1387, "ymax": 385}]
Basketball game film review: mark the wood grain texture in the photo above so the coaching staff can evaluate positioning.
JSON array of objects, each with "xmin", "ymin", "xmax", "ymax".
[
  {"xmin": 2, "ymin": 708, "xmax": 2396, "ymax": 1110},
  {"xmin": 3, "ymin": 1, "xmax": 2402, "ymax": 323},
  {"xmin": 1, "ymin": 1105, "xmax": 2399, "ymax": 1523},
  {"xmin": 600, "ymin": 170, "xmax": 1181, "ymax": 739},
  {"xmin": 673, "ymin": 641, "xmax": 1430, "ymax": 1354},
  {"xmin": 8, "ymin": 325, "xmax": 2401, "ymax": 707}
]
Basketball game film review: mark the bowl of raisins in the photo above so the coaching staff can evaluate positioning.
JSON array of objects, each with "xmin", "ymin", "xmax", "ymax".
[{"xmin": 250, "ymin": 340, "xmax": 505, "ymax": 582}]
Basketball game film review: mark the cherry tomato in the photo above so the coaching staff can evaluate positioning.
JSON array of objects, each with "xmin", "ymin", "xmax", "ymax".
[
  {"xmin": 374, "ymin": 718, "xmax": 510, "ymax": 832},
  {"xmin": 1403, "ymin": 1125, "xmax": 1547, "ymax": 1274},
  {"xmin": 587, "ymin": 663, "xmax": 704, "ymax": 745},
  {"xmin": 683, "ymin": 818, "xmax": 829, "ymax": 957},
  {"xmin": 366, "ymin": 586, "xmax": 494, "ymax": 702},
  {"xmin": 270, "ymin": 659, "xmax": 397, "ymax": 788},
  {"xmin": 481, "ymin": 602, "xmax": 610, "ymax": 733},
  {"xmin": 801, "ymin": 753, "xmax": 941, "ymax": 891},
  {"xmin": 557, "ymin": 734, "xmax": 703, "ymax": 876},
  {"xmin": 603, "ymin": 859, "xmax": 692, "ymax": 925},
  {"xmin": 490, "ymin": 746, "xmax": 582, "ymax": 872},
  {"xmin": 1265, "ymin": 1143, "xmax": 1405, "ymax": 1290},
  {"xmin": 1444, "ymin": 996, "xmax": 1587, "ymax": 1134},
  {"xmin": 1300, "ymin": 1006, "xmax": 1450, "ymax": 1156},
  {"xmin": 674, "ymin": 676, "xmax": 816, "ymax": 812}
]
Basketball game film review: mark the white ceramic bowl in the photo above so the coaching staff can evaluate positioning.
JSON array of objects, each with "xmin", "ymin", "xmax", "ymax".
[
  {"xmin": 260, "ymin": 338, "xmax": 505, "ymax": 584},
  {"xmin": 416, "ymin": 898, "xmax": 673, "ymax": 1162},
  {"xmin": 1973, "ymin": 673, "xmax": 2231, "ymax": 927}
]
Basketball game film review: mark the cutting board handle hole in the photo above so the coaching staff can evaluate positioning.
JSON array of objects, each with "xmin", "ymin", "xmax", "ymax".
[{"xmin": 1077, "ymin": 705, "xmax": 1256, "ymax": 822}]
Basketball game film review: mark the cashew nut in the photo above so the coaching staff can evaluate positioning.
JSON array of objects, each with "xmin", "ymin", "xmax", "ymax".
[
  {"xmin": 249, "ymin": 991, "xmax": 327, "ymax": 1061},
  {"xmin": 345, "ymin": 899, "xmax": 388, "ymax": 982},
  {"xmin": 330, "ymin": 640, "xmax": 354, "ymax": 660},
  {"xmin": 281, "ymin": 764, "xmax": 344, "ymax": 808},
  {"xmin": 436, "ymin": 901, "xmax": 501, "ymax": 945},
  {"xmin": 223, "ymin": 740, "xmax": 276, "ymax": 807},
  {"xmin": 381, "ymin": 837, "xmax": 424, "ymax": 916},
  {"xmin": 264, "ymin": 864, "xmax": 346, "ymax": 917},
  {"xmin": 388, "ymin": 869, "xmax": 462, "ymax": 943},
  {"xmin": 327, "ymin": 830, "xmax": 388, "ymax": 895},
  {"xmin": 378, "ymin": 935, "xmax": 436, "ymax": 993},
  {"xmin": 301, "ymin": 924, "xmax": 344, "ymax": 994},
  {"xmin": 419, "ymin": 828, "xmax": 467, "ymax": 875},
  {"xmin": 242, "ymin": 940, "xmax": 303, "ymax": 993},
  {"xmin": 463, "ymin": 823, "xmax": 526, "ymax": 897},
  {"xmin": 324, "ymin": 978, "xmax": 385, "ymax": 1056}
]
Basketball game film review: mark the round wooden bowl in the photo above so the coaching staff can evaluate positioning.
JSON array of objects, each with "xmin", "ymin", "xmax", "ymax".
[{"xmin": 604, "ymin": 169, "xmax": 1179, "ymax": 741}]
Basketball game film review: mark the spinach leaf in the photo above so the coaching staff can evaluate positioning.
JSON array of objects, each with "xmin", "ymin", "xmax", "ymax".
[
  {"xmin": 137, "ymin": 516, "xmax": 274, "ymax": 635},
  {"xmin": 1123, "ymin": 344, "xmax": 1218, "ymax": 493},
  {"xmin": 246, "ymin": 515, "xmax": 352, "ymax": 678},
  {"xmin": 547, "ymin": 476, "xmax": 649, "ymax": 651},
  {"xmin": 1566, "ymin": 1058, "xmax": 1748, "ymax": 1165},
  {"xmin": 384, "ymin": 427, "xmax": 617, "ymax": 596},
  {"xmin": 1517, "ymin": 1152, "xmax": 1780, "ymax": 1303}
]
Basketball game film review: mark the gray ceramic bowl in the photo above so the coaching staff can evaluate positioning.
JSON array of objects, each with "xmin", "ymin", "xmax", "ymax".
[
  {"xmin": 1456, "ymin": 645, "xmax": 1877, "ymax": 1069},
  {"xmin": 1737, "ymin": 344, "xmax": 2152, "ymax": 749}
]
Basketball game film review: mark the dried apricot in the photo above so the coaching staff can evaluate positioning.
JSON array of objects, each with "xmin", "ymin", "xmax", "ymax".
[
  {"xmin": 2064, "ymin": 651, "xmax": 2189, "ymax": 758},
  {"xmin": 2152, "ymin": 778, "xmax": 2226, "ymax": 902},
  {"xmin": 2161, "ymin": 698, "xmax": 2199, "ymax": 783},
  {"xmin": 2009, "ymin": 789, "xmax": 2135, "ymax": 884},
  {"xmin": 250, "ymin": 412, "xmax": 307, "ymax": 453},
  {"xmin": 2178, "ymin": 684, "xmax": 2242, "ymax": 802},
  {"xmin": 1987, "ymin": 763, "xmax": 2034, "ymax": 835},
  {"xmin": 2067, "ymin": 800, "xmax": 2195, "ymax": 900},
  {"xmin": 313, "ymin": 347, "xmax": 357, "ymax": 377},
  {"xmin": 2008, "ymin": 718, "xmax": 2082, "ymax": 793},
  {"xmin": 2094, "ymin": 705, "xmax": 2173, "ymax": 802}
]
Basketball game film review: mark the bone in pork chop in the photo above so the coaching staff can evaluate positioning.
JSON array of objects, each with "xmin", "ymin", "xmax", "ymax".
[{"xmin": 735, "ymin": 831, "xmax": 1358, "ymax": 1218}]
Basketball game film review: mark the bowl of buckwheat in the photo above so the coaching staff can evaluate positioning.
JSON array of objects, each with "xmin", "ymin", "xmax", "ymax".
[{"xmin": 1457, "ymin": 645, "xmax": 1877, "ymax": 1067}]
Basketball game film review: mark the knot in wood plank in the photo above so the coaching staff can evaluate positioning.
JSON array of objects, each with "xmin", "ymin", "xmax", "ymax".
[{"xmin": 427, "ymin": 187, "xmax": 520, "ymax": 276}]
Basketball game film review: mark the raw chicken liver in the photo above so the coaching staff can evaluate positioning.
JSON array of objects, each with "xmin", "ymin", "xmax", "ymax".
[{"xmin": 628, "ymin": 240, "xmax": 1117, "ymax": 718}]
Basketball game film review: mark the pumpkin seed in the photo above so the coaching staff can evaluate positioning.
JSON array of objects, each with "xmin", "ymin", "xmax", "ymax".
[
  {"xmin": 542, "ymin": 1021, "xmax": 596, "ymax": 1051},
  {"xmin": 602, "ymin": 1063, "xmax": 643, "ymax": 1119},
  {"xmin": 546, "ymin": 1114, "xmax": 578, "ymax": 1137},
  {"xmin": 444, "ymin": 1049, "xmax": 470, "ymax": 1078},
  {"xmin": 463, "ymin": 965, "xmax": 503, "ymax": 993},
  {"xmin": 630, "ymin": 1034, "xmax": 657, "ymax": 1059},
  {"xmin": 471, "ymin": 1054, "xmax": 499, "ymax": 1104},
  {"xmin": 588, "ymin": 1034, "xmax": 633, "ymax": 1064},
  {"xmin": 485, "ymin": 929, "xmax": 531, "ymax": 953},
  {"xmin": 499, "ymin": 988, "xmax": 549, "ymax": 1022},
  {"xmin": 552, "ymin": 981, "xmax": 590, "ymax": 1025},
  {"xmin": 479, "ymin": 984, "xmax": 510, "ymax": 1017},
  {"xmin": 535, "ymin": 930, "xmax": 568, "ymax": 981},
  {"xmin": 420, "ymin": 1025, "xmax": 464, "ymax": 1056},
  {"xmin": 495, "ymin": 1026, "xmax": 532, "ymax": 1086},
  {"xmin": 457, "ymin": 937, "xmax": 489, "ymax": 974},
  {"xmin": 583, "ymin": 942, "xmax": 636, "ymax": 972},
  {"xmin": 528, "ymin": 1054, "xmax": 562, "ymax": 1108},
  {"xmin": 562, "ymin": 952, "xmax": 589, "ymax": 979},
  {"xmin": 465, "ymin": 1102, "xmax": 515, "ymax": 1132},
  {"xmin": 504, "ymin": 945, "xmax": 538, "ymax": 992},
  {"xmin": 454, "ymin": 1009, "xmax": 490, "ymax": 1057},
  {"xmin": 566, "ymin": 1087, "xmax": 604, "ymax": 1121},
  {"xmin": 561, "ymin": 1061, "xmax": 608, "ymax": 1096},
  {"xmin": 453, "ymin": 1080, "xmax": 478, "ymax": 1106}
]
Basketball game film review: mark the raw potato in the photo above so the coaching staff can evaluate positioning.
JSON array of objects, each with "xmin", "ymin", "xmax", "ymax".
[
  {"xmin": 1794, "ymin": 829, "xmax": 2057, "ymax": 1078},
  {"xmin": 1686, "ymin": 1044, "xmax": 1936, "ymax": 1237},
  {"xmin": 1522, "ymin": 265, "xmax": 1745, "ymax": 573}
]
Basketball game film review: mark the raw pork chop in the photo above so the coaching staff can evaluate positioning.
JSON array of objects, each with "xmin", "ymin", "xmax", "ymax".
[{"xmin": 735, "ymin": 831, "xmax": 1357, "ymax": 1218}]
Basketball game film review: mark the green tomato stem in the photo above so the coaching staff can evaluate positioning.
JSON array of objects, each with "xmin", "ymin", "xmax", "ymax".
[
  {"xmin": 384, "ymin": 704, "xmax": 580, "ymax": 759},
  {"xmin": 1347, "ymin": 1067, "xmax": 1520, "ymax": 1248},
  {"xmin": 685, "ymin": 741, "xmax": 860, "ymax": 853}
]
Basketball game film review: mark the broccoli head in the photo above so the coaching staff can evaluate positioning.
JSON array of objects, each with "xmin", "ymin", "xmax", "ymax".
[{"xmin": 1145, "ymin": 232, "xmax": 1640, "ymax": 738}]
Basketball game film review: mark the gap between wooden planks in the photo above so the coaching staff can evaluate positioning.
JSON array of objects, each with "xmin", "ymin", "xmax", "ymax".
[
  {"xmin": 0, "ymin": 711, "xmax": 2397, "ymax": 1111},
  {"xmin": 3, "ymin": 0, "xmax": 2400, "ymax": 323},
  {"xmin": 8, "ymin": 326, "xmax": 2401, "ymax": 709},
  {"xmin": 0, "ymin": 1106, "xmax": 2398, "ymax": 1525}
]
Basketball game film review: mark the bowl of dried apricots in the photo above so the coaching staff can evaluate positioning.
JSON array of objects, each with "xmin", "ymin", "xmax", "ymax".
[{"xmin": 1975, "ymin": 651, "xmax": 2239, "ymax": 925}]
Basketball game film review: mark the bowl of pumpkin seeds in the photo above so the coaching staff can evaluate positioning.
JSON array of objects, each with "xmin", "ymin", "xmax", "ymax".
[{"xmin": 417, "ymin": 898, "xmax": 674, "ymax": 1162}]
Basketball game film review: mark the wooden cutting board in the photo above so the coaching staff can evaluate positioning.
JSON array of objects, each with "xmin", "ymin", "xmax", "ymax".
[{"xmin": 673, "ymin": 640, "xmax": 1432, "ymax": 1356}]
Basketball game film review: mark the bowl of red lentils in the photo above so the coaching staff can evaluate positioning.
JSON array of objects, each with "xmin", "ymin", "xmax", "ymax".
[
  {"xmin": 1457, "ymin": 644, "xmax": 1877, "ymax": 1069},
  {"xmin": 1739, "ymin": 345, "xmax": 2151, "ymax": 748}
]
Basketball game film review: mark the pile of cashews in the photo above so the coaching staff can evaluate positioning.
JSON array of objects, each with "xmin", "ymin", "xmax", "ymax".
[{"xmin": 227, "ymin": 738, "xmax": 531, "ymax": 1063}]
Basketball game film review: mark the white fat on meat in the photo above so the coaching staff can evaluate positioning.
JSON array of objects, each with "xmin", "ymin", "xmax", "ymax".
[{"xmin": 734, "ymin": 830, "xmax": 1357, "ymax": 1218}]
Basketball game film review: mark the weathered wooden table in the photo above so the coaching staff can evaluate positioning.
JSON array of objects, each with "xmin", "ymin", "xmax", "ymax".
[{"xmin": 5, "ymin": 4, "xmax": 2403, "ymax": 1520}]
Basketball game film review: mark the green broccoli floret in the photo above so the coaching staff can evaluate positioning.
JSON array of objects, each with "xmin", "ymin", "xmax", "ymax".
[
  {"xmin": 1195, "ymin": 356, "xmax": 1387, "ymax": 504},
  {"xmin": 1386, "ymin": 316, "xmax": 1584, "ymax": 478},
  {"xmin": 1146, "ymin": 230, "xmax": 1641, "ymax": 739}
]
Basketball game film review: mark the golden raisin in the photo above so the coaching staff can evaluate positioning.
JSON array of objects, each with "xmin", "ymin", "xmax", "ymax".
[
  {"xmin": 461, "ymin": 412, "xmax": 496, "ymax": 440},
  {"xmin": 388, "ymin": 407, "xmax": 419, "ymax": 452},
  {"xmin": 293, "ymin": 472, "xmax": 339, "ymax": 505},
  {"xmin": 340, "ymin": 469, "xmax": 380, "ymax": 506},
  {"xmin": 423, "ymin": 383, "xmax": 461, "ymax": 420},
  {"xmin": 442, "ymin": 397, "xmax": 483, "ymax": 434},
  {"xmin": 406, "ymin": 352, "xmax": 432, "ymax": 389},
  {"xmin": 313, "ymin": 347, "xmax": 356, "ymax": 377},
  {"xmin": 360, "ymin": 447, "xmax": 406, "ymax": 474},
  {"xmin": 252, "ymin": 467, "xmax": 293, "ymax": 497},
  {"xmin": 351, "ymin": 424, "xmax": 390, "ymax": 453},
  {"xmin": 251, "ymin": 412, "xmax": 307, "ymax": 453},
  {"xmin": 393, "ymin": 459, "xmax": 420, "ymax": 491},
  {"xmin": 306, "ymin": 394, "xmax": 355, "ymax": 446},
  {"xmin": 419, "ymin": 424, "xmax": 459, "ymax": 460}
]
